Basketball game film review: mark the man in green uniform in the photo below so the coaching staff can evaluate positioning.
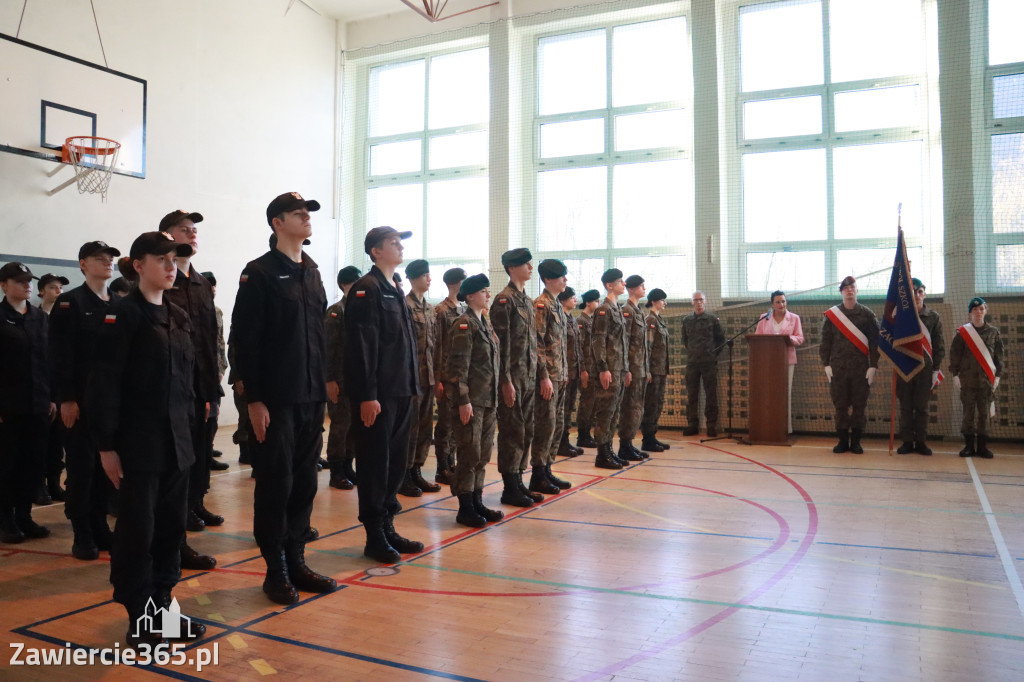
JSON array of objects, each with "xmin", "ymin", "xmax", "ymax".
[
  {"xmin": 592, "ymin": 269, "xmax": 630, "ymax": 470},
  {"xmin": 896, "ymin": 278, "xmax": 944, "ymax": 456},
  {"xmin": 617, "ymin": 275, "xmax": 650, "ymax": 461},
  {"xmin": 574, "ymin": 289, "xmax": 600, "ymax": 449},
  {"xmin": 681, "ymin": 291, "xmax": 725, "ymax": 437},
  {"xmin": 949, "ymin": 297, "xmax": 1003, "ymax": 458},
  {"xmin": 432, "ymin": 267, "xmax": 467, "ymax": 485},
  {"xmin": 325, "ymin": 266, "xmax": 361, "ymax": 489},
  {"xmin": 557, "ymin": 287, "xmax": 584, "ymax": 457},
  {"xmin": 641, "ymin": 288, "xmax": 671, "ymax": 452},
  {"xmin": 400, "ymin": 259, "xmax": 440, "ymax": 497}
]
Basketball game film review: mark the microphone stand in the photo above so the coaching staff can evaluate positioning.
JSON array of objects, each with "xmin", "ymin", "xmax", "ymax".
[{"xmin": 702, "ymin": 314, "xmax": 767, "ymax": 444}]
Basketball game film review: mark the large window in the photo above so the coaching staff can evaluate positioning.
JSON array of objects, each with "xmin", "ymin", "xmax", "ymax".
[
  {"xmin": 726, "ymin": 0, "xmax": 941, "ymax": 297},
  {"xmin": 524, "ymin": 13, "xmax": 694, "ymax": 297},
  {"xmin": 985, "ymin": 0, "xmax": 1024, "ymax": 289},
  {"xmin": 363, "ymin": 46, "xmax": 489, "ymax": 300}
]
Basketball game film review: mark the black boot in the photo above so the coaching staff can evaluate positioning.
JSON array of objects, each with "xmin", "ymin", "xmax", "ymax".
[
  {"xmin": 655, "ymin": 437, "xmax": 670, "ymax": 450},
  {"xmin": 518, "ymin": 473, "xmax": 544, "ymax": 502},
  {"xmin": 959, "ymin": 434, "xmax": 975, "ymax": 457},
  {"xmin": 434, "ymin": 453, "xmax": 453, "ymax": 485},
  {"xmin": 833, "ymin": 429, "xmax": 850, "ymax": 454},
  {"xmin": 682, "ymin": 425, "xmax": 699, "ymax": 436},
  {"xmin": 595, "ymin": 443, "xmax": 623, "ymax": 470},
  {"xmin": 329, "ymin": 461, "xmax": 354, "ymax": 489},
  {"xmin": 641, "ymin": 435, "xmax": 666, "ymax": 453},
  {"xmin": 180, "ymin": 541, "xmax": 217, "ymax": 570},
  {"xmin": 286, "ymin": 545, "xmax": 338, "ymax": 593},
  {"xmin": 397, "ymin": 469, "xmax": 423, "ymax": 497},
  {"xmin": 529, "ymin": 466, "xmax": 560, "ymax": 495},
  {"xmin": 456, "ymin": 492, "xmax": 486, "ymax": 528},
  {"xmin": 630, "ymin": 441, "xmax": 650, "ymax": 459},
  {"xmin": 238, "ymin": 441, "xmax": 252, "ymax": 465},
  {"xmin": 262, "ymin": 548, "xmax": 299, "ymax": 604},
  {"xmin": 976, "ymin": 434, "xmax": 994, "ymax": 459},
  {"xmin": 14, "ymin": 505, "xmax": 49, "ymax": 539},
  {"xmin": 896, "ymin": 441, "xmax": 915, "ymax": 454},
  {"xmin": 914, "ymin": 440, "xmax": 933, "ymax": 456},
  {"xmin": 411, "ymin": 466, "xmax": 441, "ymax": 493},
  {"xmin": 47, "ymin": 472, "xmax": 66, "ymax": 502},
  {"xmin": 186, "ymin": 509, "xmax": 205, "ymax": 532},
  {"xmin": 545, "ymin": 464, "xmax": 571, "ymax": 490},
  {"xmin": 383, "ymin": 515, "xmax": 424, "ymax": 554},
  {"xmin": 849, "ymin": 429, "xmax": 864, "ymax": 455},
  {"xmin": 499, "ymin": 473, "xmax": 534, "ymax": 507},
  {"xmin": 34, "ymin": 481, "xmax": 52, "ymax": 506},
  {"xmin": 210, "ymin": 457, "xmax": 229, "ymax": 471},
  {"xmin": 576, "ymin": 429, "xmax": 598, "ymax": 449},
  {"xmin": 472, "ymin": 490, "xmax": 504, "ymax": 522},
  {"xmin": 566, "ymin": 431, "xmax": 584, "ymax": 456},
  {"xmin": 71, "ymin": 520, "xmax": 99, "ymax": 560},
  {"xmin": 194, "ymin": 503, "xmax": 224, "ymax": 527},
  {"xmin": 618, "ymin": 441, "xmax": 643, "ymax": 462},
  {"xmin": 92, "ymin": 514, "xmax": 113, "ymax": 551},
  {"xmin": 342, "ymin": 455, "xmax": 357, "ymax": 485},
  {"xmin": 303, "ymin": 527, "xmax": 319, "ymax": 543},
  {"xmin": 363, "ymin": 526, "xmax": 401, "ymax": 563},
  {"xmin": 1, "ymin": 509, "xmax": 25, "ymax": 544},
  {"xmin": 556, "ymin": 432, "xmax": 575, "ymax": 457}
]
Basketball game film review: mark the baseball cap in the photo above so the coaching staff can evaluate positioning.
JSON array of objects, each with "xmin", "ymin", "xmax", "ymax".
[
  {"xmin": 0, "ymin": 262, "xmax": 37, "ymax": 282},
  {"xmin": 364, "ymin": 226, "xmax": 412, "ymax": 256},
  {"xmin": 158, "ymin": 210, "xmax": 204, "ymax": 232},
  {"xmin": 38, "ymin": 273, "xmax": 70, "ymax": 290},
  {"xmin": 78, "ymin": 241, "xmax": 121, "ymax": 260},
  {"xmin": 129, "ymin": 232, "xmax": 195, "ymax": 260},
  {"xmin": 266, "ymin": 192, "xmax": 321, "ymax": 227}
]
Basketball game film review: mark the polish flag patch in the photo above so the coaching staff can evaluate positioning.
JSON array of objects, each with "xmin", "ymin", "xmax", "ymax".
[
  {"xmin": 536, "ymin": 302, "xmax": 545, "ymax": 309},
  {"xmin": 623, "ymin": 312, "xmax": 630, "ymax": 318},
  {"xmin": 598, "ymin": 311, "xmax": 606, "ymax": 316},
  {"xmin": 104, "ymin": 314, "xmax": 117, "ymax": 324},
  {"xmin": 459, "ymin": 323, "xmax": 469, "ymax": 330},
  {"xmin": 329, "ymin": 312, "xmax": 338, "ymax": 318},
  {"xmin": 59, "ymin": 302, "xmax": 71, "ymax": 309},
  {"xmin": 239, "ymin": 274, "xmax": 249, "ymax": 283},
  {"xmin": 499, "ymin": 298, "xmax": 508, "ymax": 304},
  {"xmin": 356, "ymin": 290, "xmax": 366, "ymax": 297}
]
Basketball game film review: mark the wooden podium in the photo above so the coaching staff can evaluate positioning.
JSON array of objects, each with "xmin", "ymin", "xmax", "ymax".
[{"xmin": 744, "ymin": 334, "xmax": 792, "ymax": 446}]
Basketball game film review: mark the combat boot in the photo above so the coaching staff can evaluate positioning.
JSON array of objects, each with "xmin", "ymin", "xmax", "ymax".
[
  {"xmin": 383, "ymin": 515, "xmax": 424, "ymax": 554},
  {"xmin": 641, "ymin": 435, "xmax": 666, "ymax": 452},
  {"xmin": 959, "ymin": 434, "xmax": 975, "ymax": 457},
  {"xmin": 34, "ymin": 482, "xmax": 52, "ymax": 506},
  {"xmin": 14, "ymin": 505, "xmax": 49, "ymax": 539},
  {"xmin": 472, "ymin": 490, "xmax": 504, "ymax": 522},
  {"xmin": 631, "ymin": 442, "xmax": 651, "ymax": 459},
  {"xmin": 518, "ymin": 474, "xmax": 544, "ymax": 502},
  {"xmin": 397, "ymin": 469, "xmax": 423, "ymax": 497},
  {"xmin": 456, "ymin": 493, "xmax": 486, "ymax": 528},
  {"xmin": 194, "ymin": 503, "xmax": 224, "ymax": 527},
  {"xmin": 499, "ymin": 473, "xmax": 534, "ymax": 507},
  {"xmin": 71, "ymin": 519, "xmax": 99, "ymax": 560},
  {"xmin": 47, "ymin": 472, "xmax": 66, "ymax": 502},
  {"xmin": 411, "ymin": 466, "xmax": 440, "ymax": 493},
  {"xmin": 833, "ymin": 429, "xmax": 850, "ymax": 454},
  {"xmin": 595, "ymin": 443, "xmax": 623, "ymax": 470},
  {"xmin": 617, "ymin": 441, "xmax": 643, "ymax": 462},
  {"xmin": 363, "ymin": 526, "xmax": 401, "ymax": 563},
  {"xmin": 261, "ymin": 548, "xmax": 299, "ymax": 605},
  {"xmin": 896, "ymin": 441, "xmax": 915, "ymax": 454},
  {"xmin": 576, "ymin": 429, "xmax": 598, "ymax": 449},
  {"xmin": 180, "ymin": 541, "xmax": 217, "ymax": 570},
  {"xmin": 529, "ymin": 466, "xmax": 560, "ymax": 495},
  {"xmin": 545, "ymin": 464, "xmax": 571, "ymax": 490},
  {"xmin": 915, "ymin": 441, "xmax": 933, "ymax": 456},
  {"xmin": 329, "ymin": 465, "xmax": 354, "ymax": 490},
  {"xmin": 0, "ymin": 509, "xmax": 24, "ymax": 544},
  {"xmin": 976, "ymin": 434, "xmax": 994, "ymax": 459},
  {"xmin": 849, "ymin": 429, "xmax": 864, "ymax": 454},
  {"xmin": 286, "ymin": 545, "xmax": 338, "ymax": 594},
  {"xmin": 556, "ymin": 432, "xmax": 576, "ymax": 457},
  {"xmin": 682, "ymin": 425, "xmax": 699, "ymax": 436},
  {"xmin": 342, "ymin": 456, "xmax": 357, "ymax": 485},
  {"xmin": 654, "ymin": 437, "xmax": 670, "ymax": 450},
  {"xmin": 434, "ymin": 455, "xmax": 453, "ymax": 485}
]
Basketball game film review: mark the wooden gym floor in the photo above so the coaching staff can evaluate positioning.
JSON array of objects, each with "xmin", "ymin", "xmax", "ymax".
[{"xmin": 2, "ymin": 429, "xmax": 1023, "ymax": 681}]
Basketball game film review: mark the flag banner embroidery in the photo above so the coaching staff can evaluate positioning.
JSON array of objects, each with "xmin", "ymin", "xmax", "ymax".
[{"xmin": 878, "ymin": 228, "xmax": 927, "ymax": 381}]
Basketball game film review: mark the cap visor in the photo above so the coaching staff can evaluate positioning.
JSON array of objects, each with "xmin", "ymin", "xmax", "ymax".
[
  {"xmin": 304, "ymin": 200, "xmax": 321, "ymax": 212},
  {"xmin": 397, "ymin": 231, "xmax": 412, "ymax": 240}
]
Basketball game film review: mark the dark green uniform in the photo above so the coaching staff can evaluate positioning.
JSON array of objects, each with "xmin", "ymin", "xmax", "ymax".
[
  {"xmin": 575, "ymin": 313, "xmax": 597, "ymax": 436},
  {"xmin": 490, "ymin": 283, "xmax": 537, "ymax": 474},
  {"xmin": 820, "ymin": 303, "xmax": 880, "ymax": 432},
  {"xmin": 641, "ymin": 312, "xmax": 670, "ymax": 440},
  {"xmin": 562, "ymin": 309, "xmax": 583, "ymax": 438},
  {"xmin": 617, "ymin": 300, "xmax": 650, "ymax": 442},
  {"xmin": 406, "ymin": 292, "xmax": 435, "ymax": 468},
  {"xmin": 324, "ymin": 299, "xmax": 354, "ymax": 466},
  {"xmin": 446, "ymin": 311, "xmax": 500, "ymax": 496},
  {"xmin": 681, "ymin": 312, "xmax": 725, "ymax": 430},
  {"xmin": 432, "ymin": 298, "xmax": 463, "ymax": 474},
  {"xmin": 949, "ymin": 323, "xmax": 1003, "ymax": 436},
  {"xmin": 897, "ymin": 305, "xmax": 943, "ymax": 444},
  {"xmin": 592, "ymin": 300, "xmax": 628, "ymax": 446},
  {"xmin": 532, "ymin": 289, "xmax": 568, "ymax": 466}
]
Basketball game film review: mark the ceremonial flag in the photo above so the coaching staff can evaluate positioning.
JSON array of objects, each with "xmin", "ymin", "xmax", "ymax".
[{"xmin": 878, "ymin": 228, "xmax": 927, "ymax": 380}]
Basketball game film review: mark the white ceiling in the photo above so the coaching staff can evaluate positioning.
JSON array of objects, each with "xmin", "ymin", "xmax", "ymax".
[{"xmin": 309, "ymin": 0, "xmax": 500, "ymax": 23}]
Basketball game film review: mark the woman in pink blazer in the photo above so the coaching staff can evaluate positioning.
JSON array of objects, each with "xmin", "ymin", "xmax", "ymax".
[{"xmin": 754, "ymin": 290, "xmax": 805, "ymax": 433}]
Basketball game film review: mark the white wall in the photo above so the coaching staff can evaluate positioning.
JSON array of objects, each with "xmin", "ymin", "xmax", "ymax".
[{"xmin": 0, "ymin": 0, "xmax": 340, "ymax": 424}]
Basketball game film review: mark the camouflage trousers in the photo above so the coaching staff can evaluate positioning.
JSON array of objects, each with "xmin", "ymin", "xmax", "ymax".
[
  {"xmin": 618, "ymin": 375, "xmax": 647, "ymax": 441},
  {"xmin": 686, "ymin": 361, "xmax": 719, "ymax": 429},
  {"xmin": 897, "ymin": 370, "xmax": 931, "ymax": 442},
  {"xmin": 326, "ymin": 395, "xmax": 354, "ymax": 464},
  {"xmin": 576, "ymin": 378, "xmax": 597, "ymax": 434},
  {"xmin": 960, "ymin": 380, "xmax": 994, "ymax": 436},
  {"xmin": 532, "ymin": 379, "xmax": 566, "ymax": 467},
  {"xmin": 593, "ymin": 371, "xmax": 626, "ymax": 446},
  {"xmin": 641, "ymin": 374, "xmax": 667, "ymax": 438},
  {"xmin": 433, "ymin": 388, "xmax": 457, "ymax": 469},
  {"xmin": 561, "ymin": 378, "xmax": 580, "ymax": 435},
  {"xmin": 407, "ymin": 388, "xmax": 435, "ymax": 468},
  {"xmin": 452, "ymin": 404, "xmax": 496, "ymax": 496},
  {"xmin": 497, "ymin": 380, "xmax": 536, "ymax": 474},
  {"xmin": 829, "ymin": 367, "xmax": 870, "ymax": 431}
]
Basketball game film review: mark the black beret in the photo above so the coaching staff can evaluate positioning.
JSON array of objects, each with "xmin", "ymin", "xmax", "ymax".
[
  {"xmin": 577, "ymin": 289, "xmax": 600, "ymax": 309},
  {"xmin": 458, "ymin": 273, "xmax": 490, "ymax": 301},
  {"xmin": 200, "ymin": 271, "xmax": 217, "ymax": 286},
  {"xmin": 443, "ymin": 267, "xmax": 467, "ymax": 286},
  {"xmin": 645, "ymin": 288, "xmax": 667, "ymax": 308},
  {"xmin": 968, "ymin": 297, "xmax": 986, "ymax": 312},
  {"xmin": 337, "ymin": 266, "xmax": 361, "ymax": 286},
  {"xmin": 501, "ymin": 248, "xmax": 532, "ymax": 268},
  {"xmin": 625, "ymin": 274, "xmax": 645, "ymax": 289},
  {"xmin": 557, "ymin": 286, "xmax": 576, "ymax": 302},
  {"xmin": 601, "ymin": 268, "xmax": 623, "ymax": 284},
  {"xmin": 537, "ymin": 258, "xmax": 567, "ymax": 279},
  {"xmin": 405, "ymin": 259, "xmax": 430, "ymax": 280}
]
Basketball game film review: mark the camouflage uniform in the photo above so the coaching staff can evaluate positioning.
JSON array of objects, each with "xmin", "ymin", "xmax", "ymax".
[
  {"xmin": 819, "ymin": 303, "xmax": 880, "ymax": 431},
  {"xmin": 532, "ymin": 290, "xmax": 568, "ymax": 466},
  {"xmin": 641, "ymin": 312, "xmax": 670, "ymax": 440},
  {"xmin": 446, "ymin": 311, "xmax": 500, "ymax": 495},
  {"xmin": 490, "ymin": 283, "xmax": 538, "ymax": 474},
  {"xmin": 897, "ymin": 305, "xmax": 944, "ymax": 443},
  {"xmin": 324, "ymin": 299, "xmax": 354, "ymax": 466},
  {"xmin": 592, "ymin": 299, "xmax": 629, "ymax": 446},
  {"xmin": 575, "ymin": 312, "xmax": 597, "ymax": 435},
  {"xmin": 562, "ymin": 309, "xmax": 583, "ymax": 437},
  {"xmin": 681, "ymin": 312, "xmax": 725, "ymax": 430},
  {"xmin": 406, "ymin": 292, "xmax": 436, "ymax": 468},
  {"xmin": 949, "ymin": 323, "xmax": 1003, "ymax": 436},
  {"xmin": 432, "ymin": 298, "xmax": 463, "ymax": 474},
  {"xmin": 617, "ymin": 299, "xmax": 650, "ymax": 443}
]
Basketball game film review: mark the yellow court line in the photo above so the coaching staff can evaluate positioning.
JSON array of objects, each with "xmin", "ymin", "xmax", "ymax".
[
  {"xmin": 250, "ymin": 659, "xmax": 277, "ymax": 675},
  {"xmin": 228, "ymin": 634, "xmax": 248, "ymax": 650},
  {"xmin": 207, "ymin": 612, "xmax": 226, "ymax": 622},
  {"xmin": 187, "ymin": 579, "xmax": 200, "ymax": 587},
  {"xmin": 195, "ymin": 594, "xmax": 212, "ymax": 606}
]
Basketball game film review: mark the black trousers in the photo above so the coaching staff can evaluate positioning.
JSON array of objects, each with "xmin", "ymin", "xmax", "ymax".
[
  {"xmin": 251, "ymin": 402, "xmax": 324, "ymax": 553},
  {"xmin": 62, "ymin": 417, "xmax": 112, "ymax": 522},
  {"xmin": 110, "ymin": 464, "xmax": 188, "ymax": 616},
  {"xmin": 0, "ymin": 413, "xmax": 48, "ymax": 508},
  {"xmin": 187, "ymin": 399, "xmax": 211, "ymax": 509},
  {"xmin": 44, "ymin": 417, "xmax": 64, "ymax": 479},
  {"xmin": 353, "ymin": 396, "xmax": 413, "ymax": 529}
]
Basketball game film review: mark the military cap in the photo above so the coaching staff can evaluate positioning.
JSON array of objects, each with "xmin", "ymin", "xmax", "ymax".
[
  {"xmin": 625, "ymin": 274, "xmax": 645, "ymax": 289},
  {"xmin": 79, "ymin": 241, "xmax": 121, "ymax": 260},
  {"xmin": 0, "ymin": 262, "xmax": 37, "ymax": 282},
  {"xmin": 266, "ymin": 192, "xmax": 319, "ymax": 227},
  {"xmin": 968, "ymin": 297, "xmax": 986, "ymax": 312},
  {"xmin": 443, "ymin": 267, "xmax": 467, "ymax": 285},
  {"xmin": 501, "ymin": 248, "xmax": 532, "ymax": 268},
  {"xmin": 159, "ymin": 210, "xmax": 203, "ymax": 233},
  {"xmin": 129, "ymin": 232, "xmax": 194, "ymax": 260},
  {"xmin": 645, "ymin": 288, "xmax": 667, "ymax": 308},
  {"xmin": 38, "ymin": 273, "xmax": 70, "ymax": 291},
  {"xmin": 364, "ymin": 226, "xmax": 412, "ymax": 255},
  {"xmin": 601, "ymin": 268, "xmax": 623, "ymax": 284},
  {"xmin": 557, "ymin": 286, "xmax": 576, "ymax": 302},
  {"xmin": 577, "ymin": 289, "xmax": 600, "ymax": 309},
  {"xmin": 337, "ymin": 266, "xmax": 361, "ymax": 286},
  {"xmin": 912, "ymin": 277, "xmax": 924, "ymax": 290},
  {"xmin": 537, "ymin": 258, "xmax": 567, "ymax": 279},
  {"xmin": 457, "ymin": 273, "xmax": 490, "ymax": 302},
  {"xmin": 405, "ymin": 259, "xmax": 430, "ymax": 280},
  {"xmin": 839, "ymin": 275, "xmax": 856, "ymax": 291}
]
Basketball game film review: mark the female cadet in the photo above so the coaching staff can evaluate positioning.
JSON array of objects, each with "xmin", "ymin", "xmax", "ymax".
[
  {"xmin": 640, "ymin": 288, "xmax": 671, "ymax": 452},
  {"xmin": 88, "ymin": 232, "xmax": 205, "ymax": 644},
  {"xmin": 755, "ymin": 290, "xmax": 805, "ymax": 434},
  {"xmin": 949, "ymin": 297, "xmax": 1003, "ymax": 458},
  {"xmin": 0, "ymin": 262, "xmax": 54, "ymax": 544},
  {"xmin": 447, "ymin": 274, "xmax": 504, "ymax": 528}
]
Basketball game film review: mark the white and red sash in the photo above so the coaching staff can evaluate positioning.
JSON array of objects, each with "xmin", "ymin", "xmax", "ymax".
[
  {"xmin": 958, "ymin": 323, "xmax": 996, "ymax": 384},
  {"xmin": 825, "ymin": 306, "xmax": 869, "ymax": 356},
  {"xmin": 920, "ymin": 318, "xmax": 944, "ymax": 384}
]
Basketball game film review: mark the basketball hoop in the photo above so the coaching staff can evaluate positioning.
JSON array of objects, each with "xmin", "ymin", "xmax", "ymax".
[{"xmin": 60, "ymin": 136, "xmax": 121, "ymax": 201}]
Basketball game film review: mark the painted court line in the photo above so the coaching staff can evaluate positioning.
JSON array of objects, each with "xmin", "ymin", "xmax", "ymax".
[{"xmin": 967, "ymin": 458, "xmax": 1024, "ymax": 621}]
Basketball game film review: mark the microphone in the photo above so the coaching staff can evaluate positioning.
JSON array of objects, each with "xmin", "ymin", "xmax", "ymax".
[{"xmin": 759, "ymin": 312, "xmax": 769, "ymax": 321}]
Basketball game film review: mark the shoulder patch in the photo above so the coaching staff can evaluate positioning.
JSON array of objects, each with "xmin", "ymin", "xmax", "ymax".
[
  {"xmin": 59, "ymin": 301, "xmax": 71, "ymax": 309},
  {"xmin": 330, "ymin": 312, "xmax": 338, "ymax": 318},
  {"xmin": 623, "ymin": 312, "xmax": 630, "ymax": 318},
  {"xmin": 355, "ymin": 290, "xmax": 366, "ymax": 297},
  {"xmin": 104, "ymin": 314, "xmax": 117, "ymax": 324},
  {"xmin": 598, "ymin": 310, "xmax": 606, "ymax": 316},
  {"xmin": 459, "ymin": 323, "xmax": 469, "ymax": 330},
  {"xmin": 239, "ymin": 274, "xmax": 249, "ymax": 284},
  {"xmin": 536, "ymin": 302, "xmax": 545, "ymax": 309},
  {"xmin": 649, "ymin": 323, "xmax": 655, "ymax": 328},
  {"xmin": 499, "ymin": 298, "xmax": 508, "ymax": 304}
]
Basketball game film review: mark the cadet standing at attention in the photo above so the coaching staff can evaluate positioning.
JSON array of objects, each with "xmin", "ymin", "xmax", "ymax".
[
  {"xmin": 949, "ymin": 297, "xmax": 1003, "ymax": 458},
  {"xmin": 641, "ymin": 288, "xmax": 671, "ymax": 453},
  {"xmin": 345, "ymin": 227, "xmax": 424, "ymax": 564},
  {"xmin": 591, "ymin": 269, "xmax": 630, "ymax": 470},
  {"xmin": 400, "ymin": 259, "xmax": 440, "ymax": 497},
  {"xmin": 820, "ymin": 276, "xmax": 879, "ymax": 454},
  {"xmin": 896, "ymin": 278, "xmax": 944, "ymax": 456},
  {"xmin": 490, "ymin": 248, "xmax": 540, "ymax": 508},
  {"xmin": 231, "ymin": 193, "xmax": 337, "ymax": 604},
  {"xmin": 432, "ymin": 267, "xmax": 467, "ymax": 485},
  {"xmin": 574, "ymin": 289, "xmax": 601, "ymax": 450},
  {"xmin": 446, "ymin": 274, "xmax": 504, "ymax": 528},
  {"xmin": 324, "ymin": 266, "xmax": 361, "ymax": 490},
  {"xmin": 530, "ymin": 259, "xmax": 572, "ymax": 495},
  {"xmin": 681, "ymin": 291, "xmax": 725, "ymax": 437},
  {"xmin": 557, "ymin": 287, "xmax": 584, "ymax": 457},
  {"xmin": 616, "ymin": 275, "xmax": 650, "ymax": 462},
  {"xmin": 36, "ymin": 273, "xmax": 70, "ymax": 506}
]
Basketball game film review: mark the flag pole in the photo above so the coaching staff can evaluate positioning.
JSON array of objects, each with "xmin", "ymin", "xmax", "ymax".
[{"xmin": 888, "ymin": 203, "xmax": 903, "ymax": 457}]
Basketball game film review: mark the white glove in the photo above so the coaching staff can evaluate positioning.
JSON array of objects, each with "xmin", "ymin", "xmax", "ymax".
[
  {"xmin": 931, "ymin": 371, "xmax": 940, "ymax": 389},
  {"xmin": 994, "ymin": 376, "xmax": 1000, "ymax": 391},
  {"xmin": 824, "ymin": 366, "xmax": 833, "ymax": 383},
  {"xmin": 866, "ymin": 367, "xmax": 876, "ymax": 386},
  {"xmin": 953, "ymin": 376, "xmax": 961, "ymax": 390}
]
